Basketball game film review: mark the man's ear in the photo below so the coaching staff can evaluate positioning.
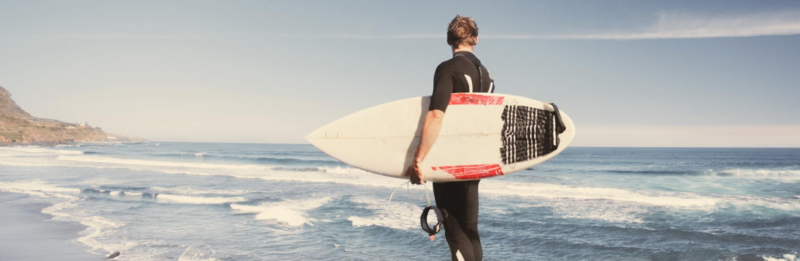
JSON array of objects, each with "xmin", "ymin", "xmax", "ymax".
[{"xmin": 474, "ymin": 36, "xmax": 479, "ymax": 46}]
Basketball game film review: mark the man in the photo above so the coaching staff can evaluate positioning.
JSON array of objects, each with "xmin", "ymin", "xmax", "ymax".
[{"xmin": 404, "ymin": 15, "xmax": 494, "ymax": 261}]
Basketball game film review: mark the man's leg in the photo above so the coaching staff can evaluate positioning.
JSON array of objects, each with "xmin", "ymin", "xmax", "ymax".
[
  {"xmin": 434, "ymin": 181, "xmax": 476, "ymax": 261},
  {"xmin": 463, "ymin": 180, "xmax": 482, "ymax": 260}
]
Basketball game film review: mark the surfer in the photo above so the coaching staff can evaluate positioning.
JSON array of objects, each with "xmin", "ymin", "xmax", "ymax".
[{"xmin": 405, "ymin": 15, "xmax": 494, "ymax": 261}]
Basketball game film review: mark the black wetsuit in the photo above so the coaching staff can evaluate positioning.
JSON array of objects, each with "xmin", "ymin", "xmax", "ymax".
[{"xmin": 429, "ymin": 51, "xmax": 494, "ymax": 261}]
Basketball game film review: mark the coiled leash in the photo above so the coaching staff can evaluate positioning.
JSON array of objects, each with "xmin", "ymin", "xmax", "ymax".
[
  {"xmin": 388, "ymin": 181, "xmax": 445, "ymax": 241},
  {"xmin": 420, "ymin": 205, "xmax": 444, "ymax": 241}
]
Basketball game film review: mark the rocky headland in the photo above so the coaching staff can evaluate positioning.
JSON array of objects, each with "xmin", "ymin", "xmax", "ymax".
[{"xmin": 0, "ymin": 85, "xmax": 144, "ymax": 145}]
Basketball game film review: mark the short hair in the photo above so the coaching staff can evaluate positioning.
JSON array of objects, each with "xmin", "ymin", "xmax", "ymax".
[{"xmin": 447, "ymin": 15, "xmax": 479, "ymax": 47}]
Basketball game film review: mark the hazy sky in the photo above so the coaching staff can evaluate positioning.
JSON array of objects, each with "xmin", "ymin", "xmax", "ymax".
[{"xmin": 1, "ymin": 1, "xmax": 799, "ymax": 147}]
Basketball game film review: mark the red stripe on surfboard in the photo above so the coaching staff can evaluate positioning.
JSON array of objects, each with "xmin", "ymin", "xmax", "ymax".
[
  {"xmin": 432, "ymin": 164, "xmax": 504, "ymax": 179},
  {"xmin": 448, "ymin": 94, "xmax": 504, "ymax": 105}
]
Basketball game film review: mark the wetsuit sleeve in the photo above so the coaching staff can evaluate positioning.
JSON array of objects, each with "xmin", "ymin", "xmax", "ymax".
[{"xmin": 429, "ymin": 71, "xmax": 455, "ymax": 112}]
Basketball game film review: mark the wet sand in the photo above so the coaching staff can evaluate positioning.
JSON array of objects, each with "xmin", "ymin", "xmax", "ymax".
[{"xmin": 0, "ymin": 192, "xmax": 102, "ymax": 260}]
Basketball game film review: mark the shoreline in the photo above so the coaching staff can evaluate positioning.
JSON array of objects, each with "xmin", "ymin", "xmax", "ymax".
[
  {"xmin": 0, "ymin": 192, "xmax": 103, "ymax": 260},
  {"xmin": 0, "ymin": 140, "xmax": 149, "ymax": 148}
]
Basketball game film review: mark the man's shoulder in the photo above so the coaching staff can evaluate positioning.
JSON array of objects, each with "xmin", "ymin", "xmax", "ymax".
[{"xmin": 435, "ymin": 57, "xmax": 470, "ymax": 74}]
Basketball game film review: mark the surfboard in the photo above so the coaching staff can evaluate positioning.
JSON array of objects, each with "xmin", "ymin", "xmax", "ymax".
[{"xmin": 306, "ymin": 93, "xmax": 575, "ymax": 182}]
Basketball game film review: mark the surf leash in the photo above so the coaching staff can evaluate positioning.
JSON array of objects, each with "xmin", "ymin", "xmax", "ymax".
[{"xmin": 388, "ymin": 181, "xmax": 445, "ymax": 241}]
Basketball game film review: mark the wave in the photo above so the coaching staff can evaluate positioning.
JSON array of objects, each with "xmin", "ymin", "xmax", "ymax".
[
  {"xmin": 155, "ymin": 194, "xmax": 248, "ymax": 205},
  {"xmin": 545, "ymin": 200, "xmax": 647, "ymax": 224},
  {"xmin": 0, "ymin": 181, "xmax": 81, "ymax": 200},
  {"xmin": 56, "ymin": 155, "xmax": 270, "ymax": 170},
  {"xmin": 271, "ymin": 167, "xmax": 321, "ymax": 172},
  {"xmin": 604, "ymin": 170, "xmax": 703, "ymax": 175},
  {"xmin": 150, "ymin": 186, "xmax": 250, "ymax": 196},
  {"xmin": 716, "ymin": 169, "xmax": 800, "ymax": 180},
  {"xmin": 149, "ymin": 152, "xmax": 344, "ymax": 166},
  {"xmin": 230, "ymin": 197, "xmax": 332, "ymax": 227},
  {"xmin": 270, "ymin": 166, "xmax": 366, "ymax": 173},
  {"xmin": 98, "ymin": 185, "xmax": 148, "ymax": 191},
  {"xmin": 245, "ymin": 156, "xmax": 343, "ymax": 166},
  {"xmin": 82, "ymin": 188, "xmax": 113, "ymax": 194},
  {"xmin": 596, "ymin": 168, "xmax": 800, "ymax": 181},
  {"xmin": 480, "ymin": 181, "xmax": 718, "ymax": 208},
  {"xmin": 5, "ymin": 153, "xmax": 798, "ymax": 213},
  {"xmin": 55, "ymin": 155, "xmax": 348, "ymax": 172},
  {"xmin": 0, "ymin": 147, "xmax": 84, "ymax": 156}
]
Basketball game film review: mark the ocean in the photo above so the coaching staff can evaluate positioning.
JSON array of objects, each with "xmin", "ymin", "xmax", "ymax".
[{"xmin": 0, "ymin": 143, "xmax": 798, "ymax": 261}]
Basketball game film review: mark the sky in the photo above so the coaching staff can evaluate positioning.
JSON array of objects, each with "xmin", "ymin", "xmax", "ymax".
[{"xmin": 1, "ymin": 0, "xmax": 799, "ymax": 147}]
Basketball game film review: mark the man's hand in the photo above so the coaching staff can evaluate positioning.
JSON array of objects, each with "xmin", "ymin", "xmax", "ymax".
[{"xmin": 404, "ymin": 161, "xmax": 425, "ymax": 185}]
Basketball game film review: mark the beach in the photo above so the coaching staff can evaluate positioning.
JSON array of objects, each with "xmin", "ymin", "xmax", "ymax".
[{"xmin": 0, "ymin": 192, "xmax": 100, "ymax": 260}]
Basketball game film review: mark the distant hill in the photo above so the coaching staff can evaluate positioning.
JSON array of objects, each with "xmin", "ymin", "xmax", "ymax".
[
  {"xmin": 0, "ymin": 85, "xmax": 145, "ymax": 145},
  {"xmin": 0, "ymin": 86, "xmax": 33, "ymax": 119}
]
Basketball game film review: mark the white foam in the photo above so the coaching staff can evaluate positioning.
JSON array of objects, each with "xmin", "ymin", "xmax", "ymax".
[
  {"xmin": 0, "ymin": 147, "xmax": 83, "ymax": 156},
  {"xmin": 124, "ymin": 191, "xmax": 143, "ymax": 196},
  {"xmin": 41, "ymin": 201, "xmax": 78, "ymax": 219},
  {"xmin": 0, "ymin": 179, "xmax": 141, "ymax": 258},
  {"xmin": 719, "ymin": 168, "xmax": 800, "ymax": 181},
  {"xmin": 545, "ymin": 200, "xmax": 646, "ymax": 223},
  {"xmin": 763, "ymin": 253, "xmax": 799, "ymax": 261},
  {"xmin": 77, "ymin": 216, "xmax": 138, "ymax": 256},
  {"xmin": 177, "ymin": 152, "xmax": 206, "ymax": 157},
  {"xmin": 347, "ymin": 197, "xmax": 428, "ymax": 231},
  {"xmin": 178, "ymin": 246, "xmax": 218, "ymax": 261},
  {"xmin": 57, "ymin": 155, "xmax": 267, "ymax": 170},
  {"xmin": 230, "ymin": 197, "xmax": 332, "ymax": 227},
  {"xmin": 722, "ymin": 195, "xmax": 800, "ymax": 212},
  {"xmin": 0, "ymin": 181, "xmax": 81, "ymax": 200},
  {"xmin": 1, "ymin": 150, "xmax": 398, "ymax": 189},
  {"xmin": 151, "ymin": 186, "xmax": 249, "ymax": 195},
  {"xmin": 320, "ymin": 166, "xmax": 371, "ymax": 174},
  {"xmin": 480, "ymin": 181, "xmax": 718, "ymax": 208},
  {"xmin": 156, "ymin": 194, "xmax": 248, "ymax": 205}
]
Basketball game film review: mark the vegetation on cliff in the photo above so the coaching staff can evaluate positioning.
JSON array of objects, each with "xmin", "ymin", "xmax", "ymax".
[{"xmin": 0, "ymin": 85, "xmax": 142, "ymax": 145}]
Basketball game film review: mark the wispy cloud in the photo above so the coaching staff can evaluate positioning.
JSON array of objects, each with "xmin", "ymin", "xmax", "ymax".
[
  {"xmin": 15, "ymin": 11, "xmax": 800, "ymax": 41},
  {"xmin": 488, "ymin": 11, "xmax": 800, "ymax": 40}
]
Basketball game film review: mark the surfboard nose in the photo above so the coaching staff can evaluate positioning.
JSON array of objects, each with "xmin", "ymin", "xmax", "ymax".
[{"xmin": 305, "ymin": 126, "xmax": 328, "ymax": 149}]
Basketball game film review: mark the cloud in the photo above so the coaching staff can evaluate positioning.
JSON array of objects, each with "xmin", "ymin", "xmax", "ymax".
[
  {"xmin": 15, "ymin": 11, "xmax": 800, "ymax": 41},
  {"xmin": 487, "ymin": 11, "xmax": 800, "ymax": 40}
]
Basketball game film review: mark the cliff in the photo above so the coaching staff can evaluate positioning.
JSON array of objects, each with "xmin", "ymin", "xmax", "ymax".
[{"xmin": 0, "ymin": 85, "xmax": 144, "ymax": 145}]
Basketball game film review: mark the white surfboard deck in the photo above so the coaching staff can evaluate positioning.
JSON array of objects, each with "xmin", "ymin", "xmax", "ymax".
[{"xmin": 306, "ymin": 93, "xmax": 575, "ymax": 182}]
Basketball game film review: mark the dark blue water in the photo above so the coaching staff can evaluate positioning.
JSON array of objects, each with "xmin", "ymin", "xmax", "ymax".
[{"xmin": 0, "ymin": 144, "xmax": 798, "ymax": 260}]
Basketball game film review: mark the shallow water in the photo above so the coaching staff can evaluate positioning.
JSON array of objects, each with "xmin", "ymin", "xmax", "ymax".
[{"xmin": 0, "ymin": 143, "xmax": 798, "ymax": 260}]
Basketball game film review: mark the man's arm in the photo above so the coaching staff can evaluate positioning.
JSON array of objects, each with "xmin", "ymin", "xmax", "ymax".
[
  {"xmin": 405, "ymin": 67, "xmax": 454, "ymax": 184},
  {"xmin": 406, "ymin": 109, "xmax": 445, "ymax": 184}
]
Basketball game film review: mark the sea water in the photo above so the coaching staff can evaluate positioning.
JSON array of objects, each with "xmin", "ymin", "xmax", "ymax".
[{"xmin": 0, "ymin": 143, "xmax": 798, "ymax": 261}]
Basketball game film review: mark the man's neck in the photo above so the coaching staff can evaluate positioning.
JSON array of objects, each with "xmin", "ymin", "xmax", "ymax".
[{"xmin": 452, "ymin": 45, "xmax": 474, "ymax": 54}]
